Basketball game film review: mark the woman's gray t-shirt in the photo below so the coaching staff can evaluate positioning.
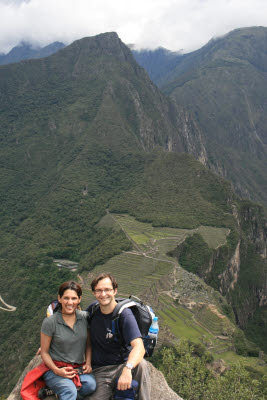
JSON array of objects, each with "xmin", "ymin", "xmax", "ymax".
[{"xmin": 41, "ymin": 310, "xmax": 88, "ymax": 364}]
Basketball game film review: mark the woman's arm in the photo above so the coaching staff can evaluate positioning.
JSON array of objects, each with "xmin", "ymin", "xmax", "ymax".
[
  {"xmin": 41, "ymin": 332, "xmax": 77, "ymax": 378},
  {"xmin": 83, "ymin": 330, "xmax": 93, "ymax": 374}
]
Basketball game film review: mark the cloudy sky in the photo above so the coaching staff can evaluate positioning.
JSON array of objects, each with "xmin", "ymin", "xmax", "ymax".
[{"xmin": 0, "ymin": 0, "xmax": 266, "ymax": 54}]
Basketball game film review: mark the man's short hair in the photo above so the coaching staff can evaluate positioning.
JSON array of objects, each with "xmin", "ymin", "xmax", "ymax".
[{"xmin": 91, "ymin": 272, "xmax": 118, "ymax": 292}]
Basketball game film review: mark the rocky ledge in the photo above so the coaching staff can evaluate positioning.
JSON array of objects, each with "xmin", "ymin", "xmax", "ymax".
[{"xmin": 7, "ymin": 355, "xmax": 183, "ymax": 400}]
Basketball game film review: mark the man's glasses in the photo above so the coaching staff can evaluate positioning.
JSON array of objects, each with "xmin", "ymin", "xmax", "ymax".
[{"xmin": 94, "ymin": 288, "xmax": 114, "ymax": 295}]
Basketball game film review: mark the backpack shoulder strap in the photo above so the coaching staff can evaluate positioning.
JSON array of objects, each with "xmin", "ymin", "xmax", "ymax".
[
  {"xmin": 109, "ymin": 298, "xmax": 132, "ymax": 343},
  {"xmin": 86, "ymin": 301, "xmax": 100, "ymax": 322},
  {"xmin": 111, "ymin": 298, "xmax": 137, "ymax": 319},
  {"xmin": 46, "ymin": 299, "xmax": 60, "ymax": 317}
]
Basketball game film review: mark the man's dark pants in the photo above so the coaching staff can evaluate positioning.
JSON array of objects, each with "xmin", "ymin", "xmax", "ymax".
[{"xmin": 87, "ymin": 359, "xmax": 150, "ymax": 400}]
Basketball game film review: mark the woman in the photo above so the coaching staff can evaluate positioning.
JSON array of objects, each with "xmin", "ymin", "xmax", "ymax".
[{"xmin": 41, "ymin": 281, "xmax": 96, "ymax": 400}]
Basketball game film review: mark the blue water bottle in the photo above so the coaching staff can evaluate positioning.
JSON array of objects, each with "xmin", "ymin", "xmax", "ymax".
[
  {"xmin": 144, "ymin": 314, "xmax": 159, "ymax": 357},
  {"xmin": 148, "ymin": 316, "xmax": 159, "ymax": 339}
]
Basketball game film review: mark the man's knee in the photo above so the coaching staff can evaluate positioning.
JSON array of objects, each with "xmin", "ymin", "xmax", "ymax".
[
  {"xmin": 134, "ymin": 359, "xmax": 151, "ymax": 399},
  {"xmin": 133, "ymin": 360, "xmax": 150, "ymax": 385},
  {"xmin": 135, "ymin": 359, "xmax": 149, "ymax": 374},
  {"xmin": 139, "ymin": 359, "xmax": 148, "ymax": 367}
]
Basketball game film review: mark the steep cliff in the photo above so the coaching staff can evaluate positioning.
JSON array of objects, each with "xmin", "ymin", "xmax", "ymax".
[{"xmin": 172, "ymin": 200, "xmax": 267, "ymax": 351}]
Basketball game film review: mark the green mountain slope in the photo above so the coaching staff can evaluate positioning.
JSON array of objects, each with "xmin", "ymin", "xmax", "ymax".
[
  {"xmin": 157, "ymin": 26, "xmax": 267, "ymax": 208},
  {"xmin": 0, "ymin": 32, "xmax": 266, "ymax": 396}
]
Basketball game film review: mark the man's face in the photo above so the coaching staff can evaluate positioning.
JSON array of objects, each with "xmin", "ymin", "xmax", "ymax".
[{"xmin": 93, "ymin": 277, "xmax": 117, "ymax": 307}]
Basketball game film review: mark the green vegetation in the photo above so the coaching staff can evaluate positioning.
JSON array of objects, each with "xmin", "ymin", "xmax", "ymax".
[
  {"xmin": 79, "ymin": 230, "xmax": 132, "ymax": 271},
  {"xmin": 195, "ymin": 226, "xmax": 229, "ymax": 249},
  {"xmin": 244, "ymin": 306, "xmax": 267, "ymax": 354},
  {"xmin": 0, "ymin": 32, "xmax": 266, "ymax": 397},
  {"xmin": 173, "ymin": 229, "xmax": 239, "ymax": 286},
  {"xmin": 175, "ymin": 233, "xmax": 214, "ymax": 275},
  {"xmin": 151, "ymin": 340, "xmax": 267, "ymax": 400},
  {"xmin": 111, "ymin": 151, "xmax": 236, "ymax": 229},
  {"xmin": 159, "ymin": 27, "xmax": 267, "ymax": 209},
  {"xmin": 232, "ymin": 330, "xmax": 260, "ymax": 357},
  {"xmin": 230, "ymin": 239, "xmax": 267, "ymax": 352}
]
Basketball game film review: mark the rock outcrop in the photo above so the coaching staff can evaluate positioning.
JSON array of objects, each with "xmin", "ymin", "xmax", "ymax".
[{"xmin": 7, "ymin": 356, "xmax": 183, "ymax": 400}]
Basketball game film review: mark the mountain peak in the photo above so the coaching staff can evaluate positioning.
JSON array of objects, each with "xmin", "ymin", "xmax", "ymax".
[{"xmin": 67, "ymin": 32, "xmax": 135, "ymax": 63}]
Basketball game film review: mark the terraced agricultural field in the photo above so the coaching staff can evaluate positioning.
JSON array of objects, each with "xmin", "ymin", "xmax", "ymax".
[
  {"xmin": 213, "ymin": 351, "xmax": 267, "ymax": 374},
  {"xmin": 194, "ymin": 304, "xmax": 234, "ymax": 335},
  {"xmin": 81, "ymin": 212, "xmax": 233, "ymax": 356},
  {"xmin": 158, "ymin": 294, "xmax": 210, "ymax": 342},
  {"xmin": 108, "ymin": 213, "xmax": 229, "ymax": 258},
  {"xmin": 114, "ymin": 213, "xmax": 190, "ymax": 246},
  {"xmin": 196, "ymin": 226, "xmax": 229, "ymax": 248},
  {"xmin": 81, "ymin": 252, "xmax": 174, "ymax": 306},
  {"xmin": 158, "ymin": 294, "xmax": 235, "ymax": 355}
]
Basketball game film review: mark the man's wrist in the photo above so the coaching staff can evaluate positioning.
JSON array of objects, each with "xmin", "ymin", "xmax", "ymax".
[
  {"xmin": 122, "ymin": 366, "xmax": 133, "ymax": 377},
  {"xmin": 124, "ymin": 362, "xmax": 134, "ymax": 370}
]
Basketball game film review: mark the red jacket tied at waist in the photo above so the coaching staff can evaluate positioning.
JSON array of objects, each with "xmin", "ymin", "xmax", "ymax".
[{"xmin": 20, "ymin": 361, "xmax": 84, "ymax": 400}]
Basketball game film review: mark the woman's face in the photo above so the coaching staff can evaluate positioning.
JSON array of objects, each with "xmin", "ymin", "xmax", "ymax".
[{"xmin": 58, "ymin": 289, "xmax": 80, "ymax": 315}]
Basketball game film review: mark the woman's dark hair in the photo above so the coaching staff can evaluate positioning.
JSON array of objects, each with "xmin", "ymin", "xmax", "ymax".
[
  {"xmin": 58, "ymin": 281, "xmax": 82, "ymax": 298},
  {"xmin": 91, "ymin": 273, "xmax": 118, "ymax": 292}
]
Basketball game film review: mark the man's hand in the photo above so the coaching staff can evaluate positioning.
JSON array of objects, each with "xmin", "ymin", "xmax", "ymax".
[
  {"xmin": 83, "ymin": 363, "xmax": 92, "ymax": 374},
  {"xmin": 117, "ymin": 367, "xmax": 132, "ymax": 391}
]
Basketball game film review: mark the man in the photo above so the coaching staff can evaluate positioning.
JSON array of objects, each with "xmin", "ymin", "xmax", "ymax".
[{"xmin": 86, "ymin": 272, "xmax": 151, "ymax": 399}]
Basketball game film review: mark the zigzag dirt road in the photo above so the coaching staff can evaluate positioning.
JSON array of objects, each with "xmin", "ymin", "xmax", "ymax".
[{"xmin": 0, "ymin": 295, "xmax": 16, "ymax": 312}]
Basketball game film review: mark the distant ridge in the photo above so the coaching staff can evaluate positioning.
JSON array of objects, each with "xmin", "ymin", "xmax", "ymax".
[
  {"xmin": 0, "ymin": 41, "xmax": 65, "ymax": 65},
  {"xmin": 132, "ymin": 47, "xmax": 184, "ymax": 85}
]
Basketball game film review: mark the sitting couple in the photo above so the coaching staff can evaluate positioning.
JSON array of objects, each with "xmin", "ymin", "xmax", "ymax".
[{"xmin": 41, "ymin": 273, "xmax": 151, "ymax": 400}]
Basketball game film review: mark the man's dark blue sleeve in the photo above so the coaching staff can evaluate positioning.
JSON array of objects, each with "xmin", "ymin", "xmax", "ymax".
[{"xmin": 120, "ymin": 308, "xmax": 142, "ymax": 345}]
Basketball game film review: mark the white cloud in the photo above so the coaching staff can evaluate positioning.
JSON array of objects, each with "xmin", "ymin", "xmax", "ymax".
[{"xmin": 0, "ymin": 0, "xmax": 266, "ymax": 53}]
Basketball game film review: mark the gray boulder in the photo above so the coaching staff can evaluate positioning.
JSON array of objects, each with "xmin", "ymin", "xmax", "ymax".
[{"xmin": 7, "ymin": 355, "xmax": 183, "ymax": 400}]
